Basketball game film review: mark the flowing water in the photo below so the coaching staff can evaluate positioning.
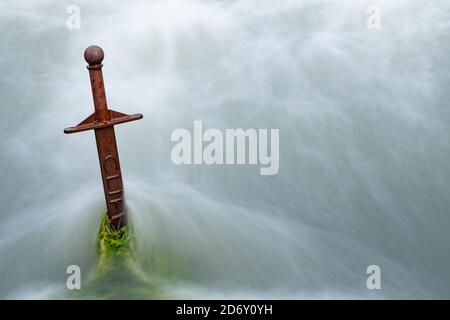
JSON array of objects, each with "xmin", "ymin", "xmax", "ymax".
[{"xmin": 1, "ymin": 0, "xmax": 450, "ymax": 299}]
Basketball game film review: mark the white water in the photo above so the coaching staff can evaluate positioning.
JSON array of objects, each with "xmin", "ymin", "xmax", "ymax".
[{"xmin": 1, "ymin": 0, "xmax": 450, "ymax": 299}]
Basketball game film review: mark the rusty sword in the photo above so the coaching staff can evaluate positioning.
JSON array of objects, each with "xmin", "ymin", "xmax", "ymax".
[{"xmin": 64, "ymin": 45, "xmax": 143, "ymax": 229}]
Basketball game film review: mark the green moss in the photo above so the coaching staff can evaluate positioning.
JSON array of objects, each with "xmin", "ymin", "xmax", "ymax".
[
  {"xmin": 65, "ymin": 211, "xmax": 167, "ymax": 299},
  {"xmin": 97, "ymin": 212, "xmax": 133, "ymax": 259}
]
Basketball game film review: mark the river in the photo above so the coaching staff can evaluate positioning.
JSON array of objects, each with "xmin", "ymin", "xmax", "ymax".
[{"xmin": 0, "ymin": 0, "xmax": 449, "ymax": 299}]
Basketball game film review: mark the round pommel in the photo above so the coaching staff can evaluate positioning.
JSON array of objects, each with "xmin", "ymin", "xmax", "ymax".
[{"xmin": 84, "ymin": 45, "xmax": 104, "ymax": 65}]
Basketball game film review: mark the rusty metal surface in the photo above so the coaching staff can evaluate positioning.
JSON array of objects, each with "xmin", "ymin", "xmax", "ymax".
[{"xmin": 64, "ymin": 45, "xmax": 143, "ymax": 229}]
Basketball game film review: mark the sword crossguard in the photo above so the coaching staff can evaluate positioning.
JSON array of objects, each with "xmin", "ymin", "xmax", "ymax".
[{"xmin": 64, "ymin": 111, "xmax": 143, "ymax": 134}]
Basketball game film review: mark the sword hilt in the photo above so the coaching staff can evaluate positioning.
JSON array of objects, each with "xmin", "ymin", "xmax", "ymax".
[{"xmin": 64, "ymin": 45, "xmax": 143, "ymax": 134}]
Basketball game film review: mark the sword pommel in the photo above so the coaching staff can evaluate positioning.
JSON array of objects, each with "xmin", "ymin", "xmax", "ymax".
[{"xmin": 84, "ymin": 45, "xmax": 104, "ymax": 65}]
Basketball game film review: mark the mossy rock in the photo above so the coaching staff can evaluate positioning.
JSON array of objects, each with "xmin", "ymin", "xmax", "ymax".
[
  {"xmin": 97, "ymin": 212, "xmax": 134, "ymax": 266},
  {"xmin": 67, "ymin": 212, "xmax": 166, "ymax": 299}
]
